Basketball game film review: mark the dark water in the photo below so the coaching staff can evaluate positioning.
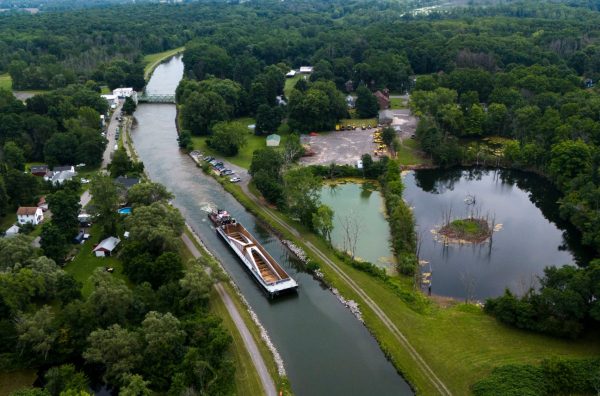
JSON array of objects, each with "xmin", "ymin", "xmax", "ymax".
[
  {"xmin": 132, "ymin": 56, "xmax": 412, "ymax": 396},
  {"xmin": 404, "ymin": 167, "xmax": 591, "ymax": 300}
]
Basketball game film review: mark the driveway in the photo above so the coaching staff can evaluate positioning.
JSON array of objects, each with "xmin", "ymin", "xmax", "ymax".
[{"xmin": 299, "ymin": 128, "xmax": 380, "ymax": 166}]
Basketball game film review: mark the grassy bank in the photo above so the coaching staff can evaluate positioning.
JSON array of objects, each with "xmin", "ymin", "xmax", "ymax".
[
  {"xmin": 0, "ymin": 74, "xmax": 11, "ymax": 91},
  {"xmin": 143, "ymin": 46, "xmax": 185, "ymax": 80},
  {"xmin": 210, "ymin": 175, "xmax": 600, "ymax": 395}
]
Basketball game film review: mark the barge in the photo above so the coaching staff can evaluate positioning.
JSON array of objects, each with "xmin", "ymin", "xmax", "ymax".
[{"xmin": 209, "ymin": 210, "xmax": 298, "ymax": 297}]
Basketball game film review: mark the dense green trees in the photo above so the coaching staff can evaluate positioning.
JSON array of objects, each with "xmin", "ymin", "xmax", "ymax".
[
  {"xmin": 355, "ymin": 85, "xmax": 379, "ymax": 118},
  {"xmin": 206, "ymin": 121, "xmax": 248, "ymax": 156},
  {"xmin": 288, "ymin": 80, "xmax": 348, "ymax": 132}
]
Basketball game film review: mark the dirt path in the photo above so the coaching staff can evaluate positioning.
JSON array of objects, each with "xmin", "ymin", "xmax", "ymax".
[
  {"xmin": 240, "ymin": 183, "xmax": 452, "ymax": 396},
  {"xmin": 181, "ymin": 232, "xmax": 277, "ymax": 396}
]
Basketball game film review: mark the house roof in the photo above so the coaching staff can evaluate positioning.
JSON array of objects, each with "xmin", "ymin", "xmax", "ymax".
[
  {"xmin": 17, "ymin": 207, "xmax": 39, "ymax": 216},
  {"xmin": 115, "ymin": 176, "xmax": 140, "ymax": 189},
  {"xmin": 6, "ymin": 225, "xmax": 20, "ymax": 234},
  {"xmin": 53, "ymin": 165, "xmax": 73, "ymax": 172},
  {"xmin": 93, "ymin": 236, "xmax": 120, "ymax": 252},
  {"xmin": 50, "ymin": 170, "xmax": 76, "ymax": 183},
  {"xmin": 30, "ymin": 165, "xmax": 48, "ymax": 173}
]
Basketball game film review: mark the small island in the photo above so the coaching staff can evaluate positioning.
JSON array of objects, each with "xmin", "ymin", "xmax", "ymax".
[{"xmin": 439, "ymin": 217, "xmax": 492, "ymax": 244}]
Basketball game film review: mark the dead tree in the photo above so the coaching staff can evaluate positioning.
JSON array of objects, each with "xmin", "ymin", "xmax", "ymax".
[{"xmin": 341, "ymin": 211, "xmax": 360, "ymax": 259}]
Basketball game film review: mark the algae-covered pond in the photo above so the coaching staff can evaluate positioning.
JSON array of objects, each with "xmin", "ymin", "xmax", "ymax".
[{"xmin": 320, "ymin": 182, "xmax": 395, "ymax": 270}]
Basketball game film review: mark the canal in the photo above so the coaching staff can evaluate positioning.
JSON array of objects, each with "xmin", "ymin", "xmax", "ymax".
[{"xmin": 132, "ymin": 55, "xmax": 412, "ymax": 395}]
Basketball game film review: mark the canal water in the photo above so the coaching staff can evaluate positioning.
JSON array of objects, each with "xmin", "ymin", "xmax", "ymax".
[
  {"xmin": 132, "ymin": 56, "xmax": 412, "ymax": 395},
  {"xmin": 403, "ymin": 168, "xmax": 590, "ymax": 300},
  {"xmin": 320, "ymin": 182, "xmax": 394, "ymax": 269}
]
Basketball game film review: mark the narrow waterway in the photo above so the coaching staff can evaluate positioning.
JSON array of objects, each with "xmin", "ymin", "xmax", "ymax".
[{"xmin": 132, "ymin": 56, "xmax": 412, "ymax": 396}]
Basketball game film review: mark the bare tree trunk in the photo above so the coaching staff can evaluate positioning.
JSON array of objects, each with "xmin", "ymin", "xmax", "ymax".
[{"xmin": 341, "ymin": 211, "xmax": 360, "ymax": 259}]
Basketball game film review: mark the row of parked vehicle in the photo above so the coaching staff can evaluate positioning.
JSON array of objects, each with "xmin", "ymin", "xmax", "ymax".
[{"xmin": 202, "ymin": 155, "xmax": 241, "ymax": 182}]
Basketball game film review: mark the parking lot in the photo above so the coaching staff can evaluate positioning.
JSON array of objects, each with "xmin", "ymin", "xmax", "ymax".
[
  {"xmin": 299, "ymin": 109, "xmax": 418, "ymax": 166},
  {"xmin": 300, "ymin": 127, "xmax": 380, "ymax": 166}
]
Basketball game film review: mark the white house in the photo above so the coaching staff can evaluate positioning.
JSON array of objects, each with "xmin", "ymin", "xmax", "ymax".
[
  {"xmin": 101, "ymin": 94, "xmax": 119, "ymax": 108},
  {"xmin": 45, "ymin": 169, "xmax": 77, "ymax": 185},
  {"xmin": 299, "ymin": 66, "xmax": 313, "ymax": 74},
  {"xmin": 93, "ymin": 236, "xmax": 121, "ymax": 257},
  {"xmin": 285, "ymin": 70, "xmax": 297, "ymax": 78},
  {"xmin": 17, "ymin": 207, "xmax": 44, "ymax": 225},
  {"xmin": 112, "ymin": 88, "xmax": 134, "ymax": 98}
]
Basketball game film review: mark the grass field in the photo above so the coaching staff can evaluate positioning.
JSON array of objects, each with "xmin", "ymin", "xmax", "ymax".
[
  {"xmin": 143, "ymin": 46, "xmax": 185, "ymax": 80},
  {"xmin": 396, "ymin": 138, "xmax": 429, "ymax": 166},
  {"xmin": 0, "ymin": 369, "xmax": 36, "ymax": 396},
  {"xmin": 0, "ymin": 73, "xmax": 12, "ymax": 91},
  {"xmin": 284, "ymin": 75, "xmax": 302, "ymax": 98},
  {"xmin": 191, "ymin": 117, "xmax": 268, "ymax": 169},
  {"xmin": 390, "ymin": 97, "xmax": 406, "ymax": 109},
  {"xmin": 214, "ymin": 178, "xmax": 600, "ymax": 395},
  {"xmin": 63, "ymin": 224, "xmax": 127, "ymax": 297}
]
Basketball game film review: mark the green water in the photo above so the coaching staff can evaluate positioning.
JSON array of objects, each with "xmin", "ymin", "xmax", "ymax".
[{"xmin": 320, "ymin": 182, "xmax": 395, "ymax": 269}]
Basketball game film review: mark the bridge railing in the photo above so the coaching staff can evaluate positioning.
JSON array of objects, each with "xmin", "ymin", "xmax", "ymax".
[{"xmin": 137, "ymin": 93, "xmax": 176, "ymax": 103}]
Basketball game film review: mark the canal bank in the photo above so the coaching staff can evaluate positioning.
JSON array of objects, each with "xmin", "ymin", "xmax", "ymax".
[{"xmin": 132, "ymin": 56, "xmax": 413, "ymax": 395}]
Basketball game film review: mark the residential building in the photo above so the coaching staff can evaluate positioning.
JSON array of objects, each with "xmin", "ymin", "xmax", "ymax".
[
  {"xmin": 299, "ymin": 66, "xmax": 313, "ymax": 74},
  {"xmin": 374, "ymin": 90, "xmax": 390, "ymax": 110},
  {"xmin": 30, "ymin": 164, "xmax": 49, "ymax": 177},
  {"xmin": 17, "ymin": 207, "xmax": 43, "ymax": 225}
]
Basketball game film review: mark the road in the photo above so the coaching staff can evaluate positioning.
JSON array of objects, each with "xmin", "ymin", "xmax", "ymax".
[
  {"xmin": 239, "ymin": 182, "xmax": 453, "ymax": 396},
  {"xmin": 181, "ymin": 232, "xmax": 277, "ymax": 396},
  {"xmin": 102, "ymin": 102, "xmax": 123, "ymax": 169}
]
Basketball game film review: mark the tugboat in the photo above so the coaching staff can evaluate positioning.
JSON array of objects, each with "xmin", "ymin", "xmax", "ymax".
[{"xmin": 209, "ymin": 209, "xmax": 298, "ymax": 297}]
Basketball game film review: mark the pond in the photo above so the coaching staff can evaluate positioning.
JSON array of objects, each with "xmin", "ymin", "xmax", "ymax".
[
  {"xmin": 403, "ymin": 168, "xmax": 591, "ymax": 301},
  {"xmin": 320, "ymin": 182, "xmax": 395, "ymax": 270}
]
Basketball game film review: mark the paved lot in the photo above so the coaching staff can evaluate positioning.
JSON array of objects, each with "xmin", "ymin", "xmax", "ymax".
[
  {"xmin": 299, "ymin": 128, "xmax": 379, "ymax": 166},
  {"xmin": 298, "ymin": 108, "xmax": 419, "ymax": 166}
]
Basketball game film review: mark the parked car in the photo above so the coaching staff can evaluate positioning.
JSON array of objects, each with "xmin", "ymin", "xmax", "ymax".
[
  {"xmin": 215, "ymin": 161, "xmax": 224, "ymax": 167},
  {"xmin": 230, "ymin": 177, "xmax": 241, "ymax": 183},
  {"xmin": 204, "ymin": 156, "xmax": 213, "ymax": 162},
  {"xmin": 209, "ymin": 160, "xmax": 218, "ymax": 166},
  {"xmin": 80, "ymin": 178, "xmax": 90, "ymax": 184},
  {"xmin": 361, "ymin": 125, "xmax": 366, "ymax": 130},
  {"xmin": 221, "ymin": 169, "xmax": 233, "ymax": 176}
]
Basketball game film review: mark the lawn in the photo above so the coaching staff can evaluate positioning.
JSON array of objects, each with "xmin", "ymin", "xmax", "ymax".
[
  {"xmin": 390, "ymin": 97, "xmax": 406, "ymax": 109},
  {"xmin": 63, "ymin": 224, "xmax": 127, "ymax": 297},
  {"xmin": 284, "ymin": 75, "xmax": 301, "ymax": 98},
  {"xmin": 396, "ymin": 138, "xmax": 429, "ymax": 166},
  {"xmin": 143, "ymin": 46, "xmax": 185, "ymax": 80},
  {"xmin": 0, "ymin": 369, "xmax": 36, "ymax": 396},
  {"xmin": 215, "ymin": 178, "xmax": 600, "ymax": 395},
  {"xmin": 191, "ymin": 117, "xmax": 268, "ymax": 169},
  {"xmin": 0, "ymin": 73, "xmax": 12, "ymax": 91}
]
